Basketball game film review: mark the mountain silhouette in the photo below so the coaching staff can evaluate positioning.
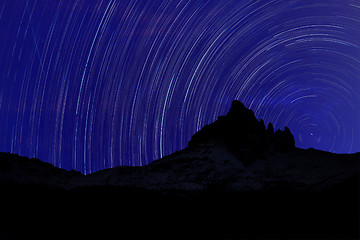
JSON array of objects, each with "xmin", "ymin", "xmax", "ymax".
[{"xmin": 1, "ymin": 100, "xmax": 359, "ymax": 239}]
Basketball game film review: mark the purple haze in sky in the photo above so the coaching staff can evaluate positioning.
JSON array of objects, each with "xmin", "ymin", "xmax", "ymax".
[{"xmin": 1, "ymin": 0, "xmax": 359, "ymax": 173}]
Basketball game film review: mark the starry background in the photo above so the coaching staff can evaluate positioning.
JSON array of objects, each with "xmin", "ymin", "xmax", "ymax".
[{"xmin": 0, "ymin": 0, "xmax": 359, "ymax": 174}]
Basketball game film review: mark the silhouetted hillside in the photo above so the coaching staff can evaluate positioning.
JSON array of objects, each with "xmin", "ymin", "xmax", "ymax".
[{"xmin": 1, "ymin": 100, "xmax": 359, "ymax": 239}]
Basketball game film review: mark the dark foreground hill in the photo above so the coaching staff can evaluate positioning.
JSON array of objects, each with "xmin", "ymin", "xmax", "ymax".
[{"xmin": 1, "ymin": 100, "xmax": 359, "ymax": 239}]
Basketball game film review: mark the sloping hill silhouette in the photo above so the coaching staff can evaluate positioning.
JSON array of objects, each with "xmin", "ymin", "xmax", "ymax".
[{"xmin": 1, "ymin": 100, "xmax": 359, "ymax": 239}]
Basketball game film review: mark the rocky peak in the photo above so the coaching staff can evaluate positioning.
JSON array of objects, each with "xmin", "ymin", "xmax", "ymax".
[{"xmin": 188, "ymin": 100, "xmax": 295, "ymax": 165}]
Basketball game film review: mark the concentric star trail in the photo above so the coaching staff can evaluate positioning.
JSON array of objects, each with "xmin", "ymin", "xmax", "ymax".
[{"xmin": 1, "ymin": 0, "xmax": 359, "ymax": 173}]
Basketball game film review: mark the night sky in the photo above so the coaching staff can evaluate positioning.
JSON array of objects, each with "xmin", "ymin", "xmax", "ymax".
[{"xmin": 1, "ymin": 0, "xmax": 359, "ymax": 174}]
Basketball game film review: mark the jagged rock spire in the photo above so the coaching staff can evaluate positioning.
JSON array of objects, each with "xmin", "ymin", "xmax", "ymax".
[{"xmin": 188, "ymin": 100, "xmax": 295, "ymax": 165}]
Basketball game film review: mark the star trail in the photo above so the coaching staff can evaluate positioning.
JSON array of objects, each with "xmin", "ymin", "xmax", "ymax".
[{"xmin": 1, "ymin": 0, "xmax": 359, "ymax": 173}]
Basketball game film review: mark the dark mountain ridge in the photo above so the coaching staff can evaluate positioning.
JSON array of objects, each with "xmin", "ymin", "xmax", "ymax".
[
  {"xmin": 1, "ymin": 100, "xmax": 359, "ymax": 239},
  {"xmin": 1, "ymin": 100, "xmax": 358, "ymax": 192}
]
